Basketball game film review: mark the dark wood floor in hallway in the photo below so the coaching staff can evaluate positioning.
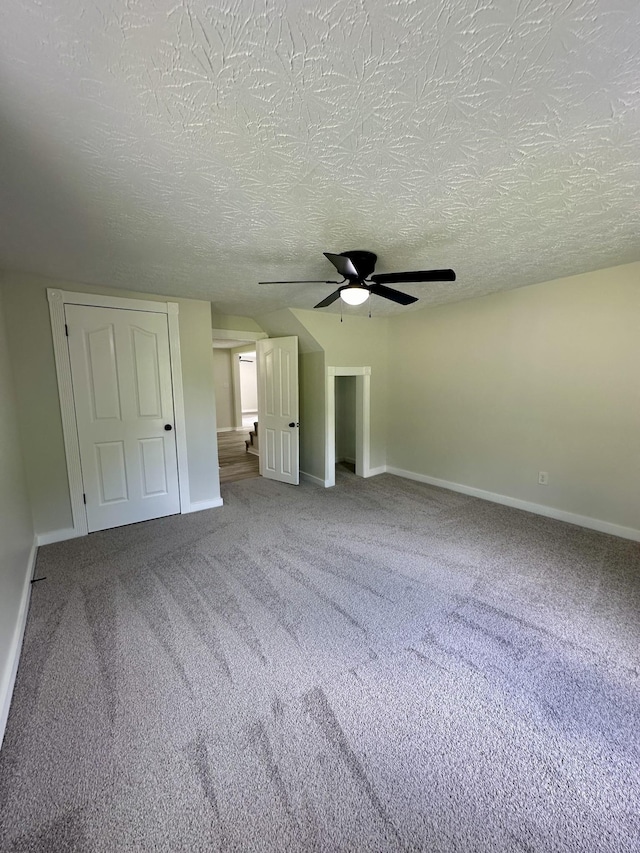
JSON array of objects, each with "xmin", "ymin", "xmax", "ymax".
[{"xmin": 217, "ymin": 429, "xmax": 260, "ymax": 484}]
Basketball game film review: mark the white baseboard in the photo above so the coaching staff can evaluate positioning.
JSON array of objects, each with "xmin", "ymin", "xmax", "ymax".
[
  {"xmin": 385, "ymin": 466, "xmax": 640, "ymax": 542},
  {"xmin": 186, "ymin": 497, "xmax": 224, "ymax": 513},
  {"xmin": 36, "ymin": 527, "xmax": 80, "ymax": 546},
  {"xmin": 364, "ymin": 465, "xmax": 387, "ymax": 478},
  {"xmin": 37, "ymin": 497, "xmax": 228, "ymax": 537},
  {"xmin": 1, "ymin": 537, "xmax": 37, "ymax": 748},
  {"xmin": 300, "ymin": 470, "xmax": 331, "ymax": 488}
]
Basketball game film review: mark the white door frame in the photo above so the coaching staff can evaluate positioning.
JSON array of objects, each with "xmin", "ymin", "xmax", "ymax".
[
  {"xmin": 48, "ymin": 289, "xmax": 190, "ymax": 538},
  {"xmin": 325, "ymin": 366, "xmax": 371, "ymax": 488}
]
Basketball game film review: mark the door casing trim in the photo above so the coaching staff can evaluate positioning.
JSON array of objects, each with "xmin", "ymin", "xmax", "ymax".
[
  {"xmin": 325, "ymin": 366, "xmax": 371, "ymax": 488},
  {"xmin": 47, "ymin": 289, "xmax": 190, "ymax": 538}
]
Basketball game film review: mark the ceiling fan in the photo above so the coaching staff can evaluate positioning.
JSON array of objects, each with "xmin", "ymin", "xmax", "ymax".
[{"xmin": 259, "ymin": 250, "xmax": 456, "ymax": 308}]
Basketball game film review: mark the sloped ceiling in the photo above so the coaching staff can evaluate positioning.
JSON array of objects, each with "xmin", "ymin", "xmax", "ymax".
[{"xmin": 0, "ymin": 0, "xmax": 638, "ymax": 316}]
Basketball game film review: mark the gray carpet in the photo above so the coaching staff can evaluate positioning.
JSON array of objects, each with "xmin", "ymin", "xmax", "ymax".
[{"xmin": 1, "ymin": 469, "xmax": 638, "ymax": 852}]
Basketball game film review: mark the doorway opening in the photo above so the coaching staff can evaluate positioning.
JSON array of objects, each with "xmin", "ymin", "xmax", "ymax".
[
  {"xmin": 211, "ymin": 333, "xmax": 300, "ymax": 487},
  {"xmin": 218, "ymin": 349, "xmax": 260, "ymax": 484},
  {"xmin": 335, "ymin": 375, "xmax": 356, "ymax": 474},
  {"xmin": 325, "ymin": 366, "xmax": 372, "ymax": 488},
  {"xmin": 237, "ymin": 352, "xmax": 258, "ymax": 430},
  {"xmin": 212, "ymin": 339, "xmax": 262, "ymax": 485}
]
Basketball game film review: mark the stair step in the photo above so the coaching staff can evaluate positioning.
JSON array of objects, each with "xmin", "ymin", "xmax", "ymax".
[{"xmin": 246, "ymin": 422, "xmax": 259, "ymax": 453}]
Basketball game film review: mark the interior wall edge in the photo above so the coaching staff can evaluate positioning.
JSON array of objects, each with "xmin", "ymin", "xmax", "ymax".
[
  {"xmin": 35, "ymin": 528, "xmax": 82, "ymax": 547},
  {"xmin": 364, "ymin": 466, "xmax": 387, "ymax": 478},
  {"xmin": 300, "ymin": 470, "xmax": 331, "ymax": 488},
  {"xmin": 0, "ymin": 537, "xmax": 37, "ymax": 749},
  {"xmin": 186, "ymin": 498, "xmax": 225, "ymax": 513}
]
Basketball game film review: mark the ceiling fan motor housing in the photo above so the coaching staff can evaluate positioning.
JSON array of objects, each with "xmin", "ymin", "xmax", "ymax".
[{"xmin": 340, "ymin": 250, "xmax": 377, "ymax": 280}]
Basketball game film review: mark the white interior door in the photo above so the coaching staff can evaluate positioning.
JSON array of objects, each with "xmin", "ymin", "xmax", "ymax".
[
  {"xmin": 256, "ymin": 336, "xmax": 299, "ymax": 485},
  {"xmin": 65, "ymin": 304, "xmax": 181, "ymax": 532}
]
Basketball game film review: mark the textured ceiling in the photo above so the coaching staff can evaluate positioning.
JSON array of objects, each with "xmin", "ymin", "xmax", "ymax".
[{"xmin": 0, "ymin": 0, "xmax": 638, "ymax": 316}]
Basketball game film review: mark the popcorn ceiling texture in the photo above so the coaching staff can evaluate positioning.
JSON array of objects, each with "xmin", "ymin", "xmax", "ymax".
[{"xmin": 0, "ymin": 0, "xmax": 638, "ymax": 315}]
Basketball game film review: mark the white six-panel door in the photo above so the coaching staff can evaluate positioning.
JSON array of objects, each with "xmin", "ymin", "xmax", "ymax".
[
  {"xmin": 256, "ymin": 336, "xmax": 299, "ymax": 485},
  {"xmin": 65, "ymin": 304, "xmax": 181, "ymax": 532}
]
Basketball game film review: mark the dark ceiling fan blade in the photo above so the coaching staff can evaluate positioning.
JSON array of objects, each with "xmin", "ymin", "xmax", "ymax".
[
  {"xmin": 259, "ymin": 279, "xmax": 340, "ymax": 285},
  {"xmin": 313, "ymin": 288, "xmax": 343, "ymax": 309},
  {"xmin": 369, "ymin": 283, "xmax": 418, "ymax": 305},
  {"xmin": 323, "ymin": 252, "xmax": 359, "ymax": 279},
  {"xmin": 370, "ymin": 269, "xmax": 456, "ymax": 284}
]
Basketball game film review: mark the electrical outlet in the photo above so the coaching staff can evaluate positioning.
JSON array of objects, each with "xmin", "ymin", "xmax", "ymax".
[{"xmin": 538, "ymin": 471, "xmax": 549, "ymax": 485}]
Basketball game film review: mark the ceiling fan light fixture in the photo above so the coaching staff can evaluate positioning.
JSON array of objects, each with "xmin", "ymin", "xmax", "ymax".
[
  {"xmin": 340, "ymin": 285, "xmax": 369, "ymax": 306},
  {"xmin": 263, "ymin": 250, "xmax": 455, "ymax": 310}
]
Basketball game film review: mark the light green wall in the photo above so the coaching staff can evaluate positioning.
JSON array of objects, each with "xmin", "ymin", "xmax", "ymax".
[
  {"xmin": 2, "ymin": 259, "xmax": 635, "ymax": 541},
  {"xmin": 387, "ymin": 262, "xmax": 640, "ymax": 531},
  {"xmin": 256, "ymin": 309, "xmax": 323, "ymax": 354},
  {"xmin": 0, "ymin": 280, "xmax": 34, "ymax": 737},
  {"xmin": 211, "ymin": 310, "xmax": 264, "ymax": 333},
  {"xmin": 212, "ymin": 349, "xmax": 234, "ymax": 430},
  {"xmin": 2, "ymin": 272, "xmax": 220, "ymax": 536},
  {"xmin": 299, "ymin": 351, "xmax": 326, "ymax": 479}
]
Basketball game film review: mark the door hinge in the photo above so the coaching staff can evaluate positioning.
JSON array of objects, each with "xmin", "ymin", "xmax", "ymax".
[
  {"xmin": 65, "ymin": 324, "xmax": 69, "ymax": 337},
  {"xmin": 83, "ymin": 493, "xmax": 86, "ymax": 504}
]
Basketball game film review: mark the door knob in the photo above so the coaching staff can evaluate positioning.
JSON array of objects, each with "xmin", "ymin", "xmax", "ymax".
[
  {"xmin": 164, "ymin": 424, "xmax": 173, "ymax": 431},
  {"xmin": 288, "ymin": 422, "xmax": 299, "ymax": 428}
]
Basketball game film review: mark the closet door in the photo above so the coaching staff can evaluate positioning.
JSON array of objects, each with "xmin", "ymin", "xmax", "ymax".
[{"xmin": 66, "ymin": 304, "xmax": 180, "ymax": 532}]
